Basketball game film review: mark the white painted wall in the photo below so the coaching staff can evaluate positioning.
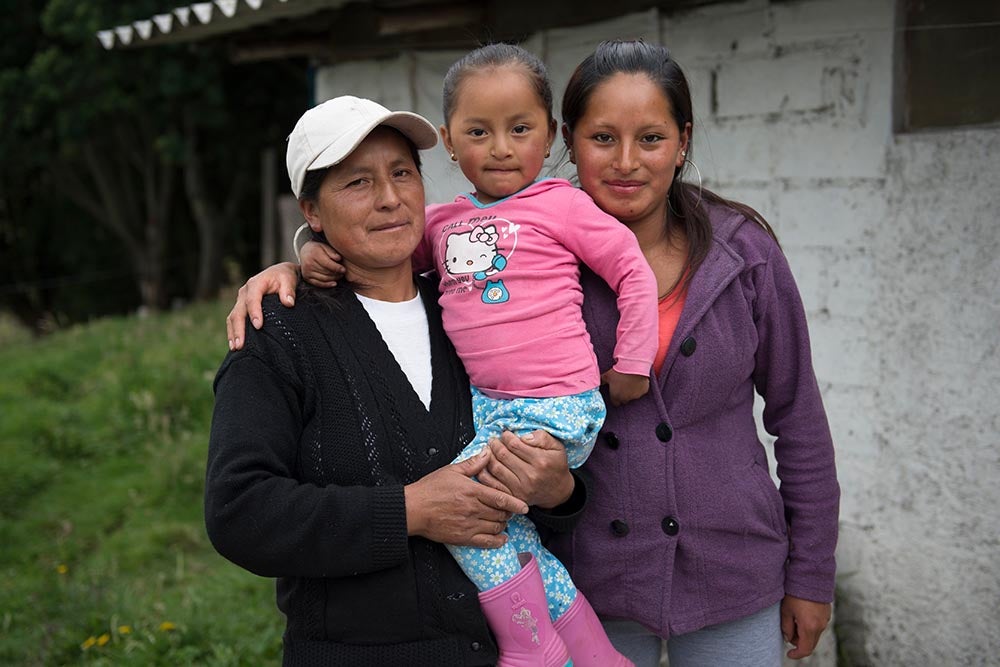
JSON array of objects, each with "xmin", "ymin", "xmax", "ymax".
[{"xmin": 314, "ymin": 1, "xmax": 1000, "ymax": 664}]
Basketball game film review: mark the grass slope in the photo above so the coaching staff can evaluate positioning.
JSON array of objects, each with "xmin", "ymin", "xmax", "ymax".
[{"xmin": 0, "ymin": 300, "xmax": 282, "ymax": 665}]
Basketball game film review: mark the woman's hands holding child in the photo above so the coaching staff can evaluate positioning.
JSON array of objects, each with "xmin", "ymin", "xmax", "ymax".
[
  {"xmin": 480, "ymin": 431, "xmax": 575, "ymax": 510},
  {"xmin": 405, "ymin": 450, "xmax": 528, "ymax": 549}
]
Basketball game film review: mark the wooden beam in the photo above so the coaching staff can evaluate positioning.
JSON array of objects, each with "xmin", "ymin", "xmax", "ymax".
[
  {"xmin": 377, "ymin": 4, "xmax": 485, "ymax": 36},
  {"xmin": 230, "ymin": 40, "xmax": 333, "ymax": 64}
]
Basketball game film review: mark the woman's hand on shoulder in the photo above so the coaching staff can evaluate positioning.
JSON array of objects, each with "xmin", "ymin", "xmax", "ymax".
[
  {"xmin": 404, "ymin": 451, "xmax": 528, "ymax": 549},
  {"xmin": 300, "ymin": 240, "xmax": 345, "ymax": 288},
  {"xmin": 226, "ymin": 262, "xmax": 300, "ymax": 350}
]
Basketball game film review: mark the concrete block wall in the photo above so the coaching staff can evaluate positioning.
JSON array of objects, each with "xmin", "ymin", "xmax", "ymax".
[
  {"xmin": 666, "ymin": 1, "xmax": 1000, "ymax": 665},
  {"xmin": 314, "ymin": 1, "xmax": 1000, "ymax": 663},
  {"xmin": 864, "ymin": 126, "xmax": 1000, "ymax": 664}
]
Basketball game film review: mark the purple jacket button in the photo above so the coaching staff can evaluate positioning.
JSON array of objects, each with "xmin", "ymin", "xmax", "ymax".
[
  {"xmin": 661, "ymin": 517, "xmax": 680, "ymax": 536},
  {"xmin": 611, "ymin": 520, "xmax": 630, "ymax": 536},
  {"xmin": 680, "ymin": 336, "xmax": 697, "ymax": 357},
  {"xmin": 656, "ymin": 422, "xmax": 673, "ymax": 442},
  {"xmin": 604, "ymin": 432, "xmax": 620, "ymax": 449}
]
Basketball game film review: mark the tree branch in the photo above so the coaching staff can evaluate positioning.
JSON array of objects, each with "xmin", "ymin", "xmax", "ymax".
[
  {"xmin": 49, "ymin": 162, "xmax": 107, "ymax": 222},
  {"xmin": 115, "ymin": 122, "xmax": 145, "ymax": 173},
  {"xmin": 80, "ymin": 141, "xmax": 143, "ymax": 261},
  {"xmin": 223, "ymin": 158, "xmax": 250, "ymax": 221}
]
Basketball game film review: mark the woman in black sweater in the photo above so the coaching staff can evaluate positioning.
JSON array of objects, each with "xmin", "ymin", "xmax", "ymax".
[{"xmin": 205, "ymin": 97, "xmax": 582, "ymax": 666}]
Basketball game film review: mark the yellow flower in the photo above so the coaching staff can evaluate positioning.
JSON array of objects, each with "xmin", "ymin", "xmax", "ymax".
[
  {"xmin": 159, "ymin": 621, "xmax": 177, "ymax": 632},
  {"xmin": 81, "ymin": 636, "xmax": 97, "ymax": 650},
  {"xmin": 56, "ymin": 564, "xmax": 68, "ymax": 575},
  {"xmin": 118, "ymin": 625, "xmax": 132, "ymax": 635},
  {"xmin": 96, "ymin": 633, "xmax": 110, "ymax": 646}
]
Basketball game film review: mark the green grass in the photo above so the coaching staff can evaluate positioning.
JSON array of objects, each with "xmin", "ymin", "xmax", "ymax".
[{"xmin": 0, "ymin": 300, "xmax": 283, "ymax": 665}]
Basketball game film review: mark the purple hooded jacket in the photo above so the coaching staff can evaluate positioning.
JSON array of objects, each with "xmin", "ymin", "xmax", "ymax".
[{"xmin": 547, "ymin": 202, "xmax": 839, "ymax": 639}]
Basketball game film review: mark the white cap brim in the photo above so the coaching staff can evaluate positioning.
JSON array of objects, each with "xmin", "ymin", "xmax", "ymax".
[{"xmin": 287, "ymin": 96, "xmax": 439, "ymax": 198}]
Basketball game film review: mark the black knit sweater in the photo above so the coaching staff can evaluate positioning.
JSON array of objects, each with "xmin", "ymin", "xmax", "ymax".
[{"xmin": 206, "ymin": 277, "xmax": 497, "ymax": 666}]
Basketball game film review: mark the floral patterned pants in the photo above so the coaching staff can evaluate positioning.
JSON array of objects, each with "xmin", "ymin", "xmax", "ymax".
[{"xmin": 446, "ymin": 387, "xmax": 605, "ymax": 621}]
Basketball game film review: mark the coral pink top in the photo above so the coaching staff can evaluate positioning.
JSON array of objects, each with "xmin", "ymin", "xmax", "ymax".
[{"xmin": 653, "ymin": 283, "xmax": 689, "ymax": 374}]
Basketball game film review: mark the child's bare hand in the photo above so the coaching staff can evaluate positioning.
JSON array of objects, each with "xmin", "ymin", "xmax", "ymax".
[
  {"xmin": 226, "ymin": 262, "xmax": 300, "ymax": 350},
  {"xmin": 301, "ymin": 241, "xmax": 345, "ymax": 287},
  {"xmin": 601, "ymin": 369, "xmax": 650, "ymax": 406}
]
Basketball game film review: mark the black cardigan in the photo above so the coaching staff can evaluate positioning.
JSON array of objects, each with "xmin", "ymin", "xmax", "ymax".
[{"xmin": 206, "ymin": 278, "xmax": 498, "ymax": 666}]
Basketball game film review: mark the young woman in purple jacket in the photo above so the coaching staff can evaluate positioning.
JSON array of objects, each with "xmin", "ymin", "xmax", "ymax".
[
  {"xmin": 227, "ymin": 39, "xmax": 838, "ymax": 667},
  {"xmin": 545, "ymin": 40, "xmax": 839, "ymax": 666}
]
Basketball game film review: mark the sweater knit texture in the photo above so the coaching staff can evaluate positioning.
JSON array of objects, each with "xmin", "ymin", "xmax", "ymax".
[{"xmin": 205, "ymin": 277, "xmax": 497, "ymax": 666}]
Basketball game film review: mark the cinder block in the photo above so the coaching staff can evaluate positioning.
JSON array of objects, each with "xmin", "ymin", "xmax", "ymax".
[
  {"xmin": 714, "ymin": 53, "xmax": 829, "ymax": 118},
  {"xmin": 711, "ymin": 184, "xmax": 773, "ymax": 220},
  {"xmin": 808, "ymin": 314, "xmax": 874, "ymax": 387},
  {"xmin": 775, "ymin": 183, "xmax": 885, "ymax": 247},
  {"xmin": 824, "ymin": 249, "xmax": 877, "ymax": 318},
  {"xmin": 823, "ymin": 385, "xmax": 877, "ymax": 453},
  {"xmin": 686, "ymin": 65, "xmax": 714, "ymax": 125},
  {"xmin": 774, "ymin": 121, "xmax": 888, "ymax": 180},
  {"xmin": 771, "ymin": 0, "xmax": 894, "ymax": 45},
  {"xmin": 659, "ymin": 1, "xmax": 771, "ymax": 62},
  {"xmin": 696, "ymin": 119, "xmax": 777, "ymax": 183}
]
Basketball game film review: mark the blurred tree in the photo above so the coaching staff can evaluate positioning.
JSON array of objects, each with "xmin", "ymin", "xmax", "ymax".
[{"xmin": 0, "ymin": 0, "xmax": 306, "ymax": 329}]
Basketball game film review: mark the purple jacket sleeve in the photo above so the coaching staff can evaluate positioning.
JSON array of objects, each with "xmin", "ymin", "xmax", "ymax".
[{"xmin": 750, "ymin": 242, "xmax": 840, "ymax": 603}]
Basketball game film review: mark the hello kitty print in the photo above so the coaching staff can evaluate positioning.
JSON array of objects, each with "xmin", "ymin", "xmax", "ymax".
[{"xmin": 439, "ymin": 215, "xmax": 519, "ymax": 304}]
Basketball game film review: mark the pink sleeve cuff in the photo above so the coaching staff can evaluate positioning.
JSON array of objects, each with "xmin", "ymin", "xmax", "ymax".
[{"xmin": 612, "ymin": 356, "xmax": 652, "ymax": 377}]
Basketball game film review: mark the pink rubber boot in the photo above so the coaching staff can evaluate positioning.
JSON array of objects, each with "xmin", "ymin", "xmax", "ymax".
[
  {"xmin": 478, "ymin": 553, "xmax": 572, "ymax": 667},
  {"xmin": 553, "ymin": 591, "xmax": 633, "ymax": 667}
]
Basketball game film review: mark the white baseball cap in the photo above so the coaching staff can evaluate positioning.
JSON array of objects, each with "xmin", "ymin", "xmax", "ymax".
[{"xmin": 286, "ymin": 95, "xmax": 439, "ymax": 198}]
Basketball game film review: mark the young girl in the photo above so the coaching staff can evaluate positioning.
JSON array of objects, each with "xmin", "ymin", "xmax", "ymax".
[
  {"xmin": 259, "ymin": 45, "xmax": 654, "ymax": 667},
  {"xmin": 418, "ymin": 45, "xmax": 652, "ymax": 667}
]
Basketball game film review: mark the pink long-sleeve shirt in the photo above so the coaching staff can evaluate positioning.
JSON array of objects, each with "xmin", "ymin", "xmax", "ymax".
[{"xmin": 414, "ymin": 179, "xmax": 657, "ymax": 400}]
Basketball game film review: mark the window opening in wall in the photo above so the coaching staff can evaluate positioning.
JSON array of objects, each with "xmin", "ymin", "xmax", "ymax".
[{"xmin": 895, "ymin": 0, "xmax": 1000, "ymax": 132}]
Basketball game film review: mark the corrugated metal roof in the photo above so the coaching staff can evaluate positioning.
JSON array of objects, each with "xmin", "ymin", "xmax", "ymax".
[{"xmin": 96, "ymin": 0, "xmax": 349, "ymax": 50}]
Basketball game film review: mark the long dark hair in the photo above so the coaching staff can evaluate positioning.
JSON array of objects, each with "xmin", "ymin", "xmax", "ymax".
[{"xmin": 562, "ymin": 40, "xmax": 778, "ymax": 295}]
